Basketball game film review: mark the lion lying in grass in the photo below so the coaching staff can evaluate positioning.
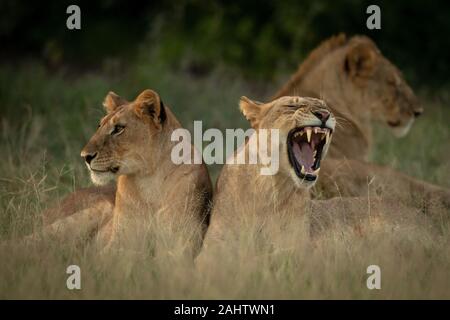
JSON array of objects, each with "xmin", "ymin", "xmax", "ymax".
[
  {"xmin": 39, "ymin": 89, "xmax": 212, "ymax": 253},
  {"xmin": 201, "ymin": 95, "xmax": 336, "ymax": 247},
  {"xmin": 274, "ymin": 34, "xmax": 450, "ymax": 212}
]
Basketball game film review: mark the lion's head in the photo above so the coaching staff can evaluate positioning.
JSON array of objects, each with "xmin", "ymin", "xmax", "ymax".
[
  {"xmin": 240, "ymin": 95, "xmax": 335, "ymax": 188},
  {"xmin": 342, "ymin": 36, "xmax": 422, "ymax": 137},
  {"xmin": 80, "ymin": 89, "xmax": 167, "ymax": 185},
  {"xmin": 276, "ymin": 34, "xmax": 422, "ymax": 138}
]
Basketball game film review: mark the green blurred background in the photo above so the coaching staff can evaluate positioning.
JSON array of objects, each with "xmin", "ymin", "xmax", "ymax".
[{"xmin": 2, "ymin": 0, "xmax": 450, "ymax": 85}]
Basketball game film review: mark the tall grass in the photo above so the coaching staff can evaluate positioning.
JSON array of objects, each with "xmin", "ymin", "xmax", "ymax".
[{"xmin": 0, "ymin": 60, "xmax": 449, "ymax": 299}]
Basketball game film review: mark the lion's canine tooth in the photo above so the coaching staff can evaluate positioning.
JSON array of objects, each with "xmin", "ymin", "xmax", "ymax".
[
  {"xmin": 325, "ymin": 131, "xmax": 330, "ymax": 143},
  {"xmin": 306, "ymin": 128, "xmax": 312, "ymax": 143},
  {"xmin": 313, "ymin": 150, "xmax": 317, "ymax": 157},
  {"xmin": 314, "ymin": 127, "xmax": 318, "ymax": 134},
  {"xmin": 313, "ymin": 168, "xmax": 321, "ymax": 175},
  {"xmin": 301, "ymin": 166, "xmax": 306, "ymax": 174}
]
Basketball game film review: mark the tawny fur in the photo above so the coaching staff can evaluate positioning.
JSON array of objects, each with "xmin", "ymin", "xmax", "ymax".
[
  {"xmin": 201, "ymin": 96, "xmax": 334, "ymax": 254},
  {"xmin": 274, "ymin": 34, "xmax": 422, "ymax": 159},
  {"xmin": 41, "ymin": 90, "xmax": 212, "ymax": 253}
]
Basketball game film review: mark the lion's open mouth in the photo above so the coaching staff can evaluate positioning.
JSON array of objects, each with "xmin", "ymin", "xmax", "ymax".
[
  {"xmin": 387, "ymin": 120, "xmax": 401, "ymax": 127},
  {"xmin": 287, "ymin": 126, "xmax": 332, "ymax": 182},
  {"xmin": 91, "ymin": 167, "xmax": 119, "ymax": 174}
]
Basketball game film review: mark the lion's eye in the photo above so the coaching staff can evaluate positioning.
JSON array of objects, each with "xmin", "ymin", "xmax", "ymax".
[
  {"xmin": 387, "ymin": 77, "xmax": 397, "ymax": 86},
  {"xmin": 111, "ymin": 124, "xmax": 125, "ymax": 135}
]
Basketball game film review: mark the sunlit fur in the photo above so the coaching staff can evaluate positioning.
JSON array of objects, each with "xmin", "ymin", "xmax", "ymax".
[
  {"xmin": 81, "ymin": 98, "xmax": 161, "ymax": 184},
  {"xmin": 243, "ymin": 96, "xmax": 336, "ymax": 188},
  {"xmin": 43, "ymin": 90, "xmax": 212, "ymax": 253},
  {"xmin": 199, "ymin": 96, "xmax": 335, "ymax": 256}
]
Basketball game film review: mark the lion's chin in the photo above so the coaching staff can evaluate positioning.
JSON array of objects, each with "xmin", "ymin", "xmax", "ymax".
[
  {"xmin": 90, "ymin": 170, "xmax": 116, "ymax": 186},
  {"xmin": 289, "ymin": 169, "xmax": 317, "ymax": 189},
  {"xmin": 389, "ymin": 118, "xmax": 414, "ymax": 138}
]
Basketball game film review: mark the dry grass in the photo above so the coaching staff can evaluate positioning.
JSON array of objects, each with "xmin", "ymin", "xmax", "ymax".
[{"xmin": 0, "ymin": 198, "xmax": 449, "ymax": 299}]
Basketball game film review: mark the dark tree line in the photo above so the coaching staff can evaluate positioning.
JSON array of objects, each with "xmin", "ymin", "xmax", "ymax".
[{"xmin": 1, "ymin": 0, "xmax": 449, "ymax": 87}]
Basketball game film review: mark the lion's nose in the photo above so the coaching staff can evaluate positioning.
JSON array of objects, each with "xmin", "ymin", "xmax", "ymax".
[
  {"xmin": 312, "ymin": 110, "xmax": 330, "ymax": 123},
  {"xmin": 413, "ymin": 109, "xmax": 423, "ymax": 118},
  {"xmin": 81, "ymin": 151, "xmax": 98, "ymax": 165}
]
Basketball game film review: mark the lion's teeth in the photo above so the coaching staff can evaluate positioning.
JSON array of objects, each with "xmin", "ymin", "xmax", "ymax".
[
  {"xmin": 314, "ymin": 127, "xmax": 318, "ymax": 134},
  {"xmin": 313, "ymin": 168, "xmax": 320, "ymax": 175},
  {"xmin": 325, "ymin": 131, "xmax": 330, "ymax": 143},
  {"xmin": 306, "ymin": 128, "xmax": 312, "ymax": 143},
  {"xmin": 301, "ymin": 166, "xmax": 306, "ymax": 175},
  {"xmin": 313, "ymin": 150, "xmax": 317, "ymax": 157}
]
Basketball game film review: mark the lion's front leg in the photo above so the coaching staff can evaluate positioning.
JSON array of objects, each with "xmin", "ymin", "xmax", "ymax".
[
  {"xmin": 42, "ymin": 184, "xmax": 116, "ymax": 225},
  {"xmin": 23, "ymin": 199, "xmax": 114, "ymax": 245}
]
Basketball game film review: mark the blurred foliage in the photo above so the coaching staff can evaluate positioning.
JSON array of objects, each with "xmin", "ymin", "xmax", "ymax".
[{"xmin": 1, "ymin": 0, "xmax": 450, "ymax": 87}]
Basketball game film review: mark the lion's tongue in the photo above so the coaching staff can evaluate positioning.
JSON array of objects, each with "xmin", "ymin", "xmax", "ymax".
[{"xmin": 293, "ymin": 141, "xmax": 314, "ymax": 173}]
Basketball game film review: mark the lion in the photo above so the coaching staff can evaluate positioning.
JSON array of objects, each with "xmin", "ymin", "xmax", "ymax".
[
  {"xmin": 274, "ymin": 34, "xmax": 450, "ymax": 211},
  {"xmin": 39, "ymin": 89, "xmax": 212, "ymax": 252},
  {"xmin": 200, "ymin": 95, "xmax": 336, "ymax": 249}
]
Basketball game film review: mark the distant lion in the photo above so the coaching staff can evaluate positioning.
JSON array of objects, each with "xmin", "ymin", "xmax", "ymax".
[{"xmin": 274, "ymin": 34, "xmax": 422, "ymax": 160}]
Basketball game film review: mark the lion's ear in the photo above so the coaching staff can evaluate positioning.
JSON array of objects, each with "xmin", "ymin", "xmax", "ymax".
[
  {"xmin": 134, "ymin": 89, "xmax": 166, "ymax": 130},
  {"xmin": 344, "ymin": 42, "xmax": 377, "ymax": 83},
  {"xmin": 103, "ymin": 91, "xmax": 127, "ymax": 113},
  {"xmin": 239, "ymin": 96, "xmax": 265, "ymax": 128}
]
